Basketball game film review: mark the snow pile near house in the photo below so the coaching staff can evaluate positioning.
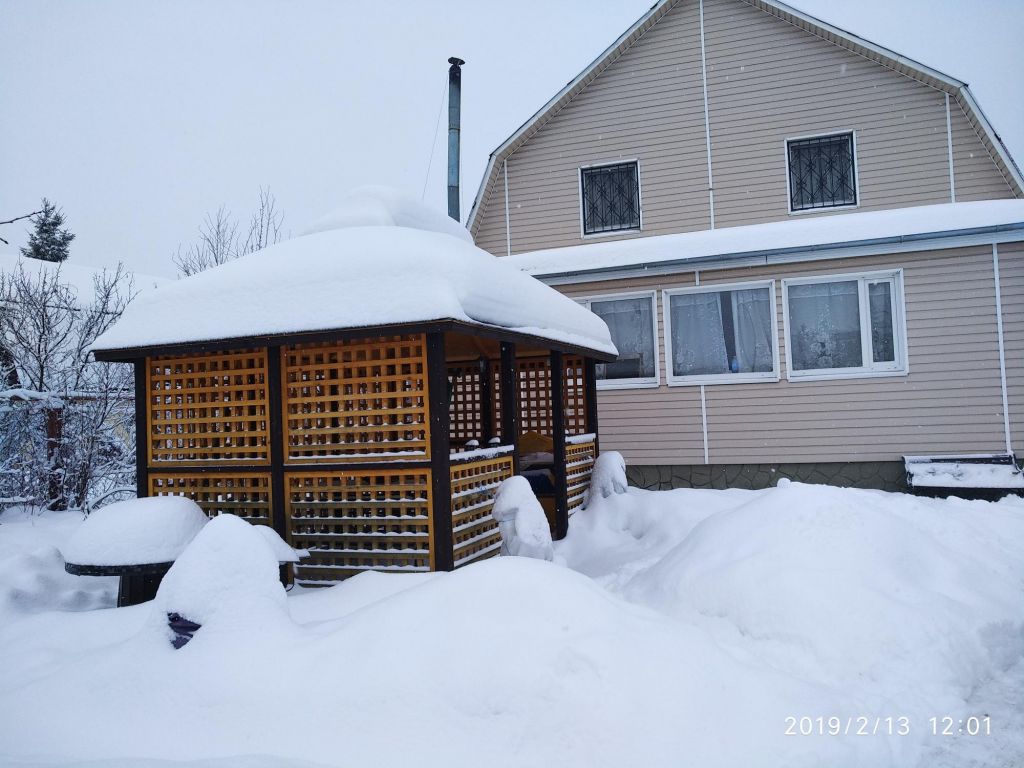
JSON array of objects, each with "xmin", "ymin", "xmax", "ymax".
[
  {"xmin": 587, "ymin": 450, "xmax": 628, "ymax": 501},
  {"xmin": 91, "ymin": 188, "xmax": 615, "ymax": 356},
  {"xmin": 63, "ymin": 496, "xmax": 208, "ymax": 566},
  {"xmin": 491, "ymin": 476, "xmax": 553, "ymax": 560},
  {"xmin": 906, "ymin": 460, "xmax": 1024, "ymax": 489},
  {"xmin": 0, "ymin": 508, "xmax": 115, "ymax": 618}
]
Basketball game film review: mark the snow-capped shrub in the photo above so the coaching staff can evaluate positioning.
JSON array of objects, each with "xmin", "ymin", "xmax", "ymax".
[
  {"xmin": 588, "ymin": 450, "xmax": 628, "ymax": 504},
  {"xmin": 492, "ymin": 476, "xmax": 554, "ymax": 561}
]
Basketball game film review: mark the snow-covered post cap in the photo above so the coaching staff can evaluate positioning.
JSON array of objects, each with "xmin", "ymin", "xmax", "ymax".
[{"xmin": 62, "ymin": 496, "xmax": 208, "ymax": 567}]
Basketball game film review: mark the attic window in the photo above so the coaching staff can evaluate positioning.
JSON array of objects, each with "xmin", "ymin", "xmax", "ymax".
[
  {"xmin": 580, "ymin": 162, "xmax": 641, "ymax": 235},
  {"xmin": 787, "ymin": 133, "xmax": 857, "ymax": 212}
]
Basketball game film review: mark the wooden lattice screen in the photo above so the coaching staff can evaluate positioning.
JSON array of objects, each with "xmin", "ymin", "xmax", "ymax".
[
  {"xmin": 282, "ymin": 336, "xmax": 429, "ymax": 462},
  {"xmin": 565, "ymin": 436, "xmax": 597, "ymax": 515},
  {"xmin": 286, "ymin": 469, "xmax": 432, "ymax": 584},
  {"xmin": 448, "ymin": 362, "xmax": 485, "ymax": 445},
  {"xmin": 492, "ymin": 355, "xmax": 587, "ymax": 437},
  {"xmin": 450, "ymin": 452, "xmax": 513, "ymax": 568},
  {"xmin": 148, "ymin": 350, "xmax": 269, "ymax": 464},
  {"xmin": 149, "ymin": 473, "xmax": 273, "ymax": 526}
]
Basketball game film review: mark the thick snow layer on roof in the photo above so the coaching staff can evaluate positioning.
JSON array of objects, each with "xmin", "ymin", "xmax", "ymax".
[
  {"xmin": 507, "ymin": 200, "xmax": 1024, "ymax": 277},
  {"xmin": 0, "ymin": 253, "xmax": 166, "ymax": 302},
  {"xmin": 62, "ymin": 496, "xmax": 208, "ymax": 566},
  {"xmin": 92, "ymin": 189, "xmax": 614, "ymax": 355}
]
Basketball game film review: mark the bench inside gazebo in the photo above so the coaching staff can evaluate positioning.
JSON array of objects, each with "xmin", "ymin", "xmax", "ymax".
[{"xmin": 91, "ymin": 191, "xmax": 616, "ymax": 586}]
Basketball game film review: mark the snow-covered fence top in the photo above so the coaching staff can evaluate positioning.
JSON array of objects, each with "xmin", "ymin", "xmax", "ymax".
[{"xmin": 91, "ymin": 188, "xmax": 615, "ymax": 357}]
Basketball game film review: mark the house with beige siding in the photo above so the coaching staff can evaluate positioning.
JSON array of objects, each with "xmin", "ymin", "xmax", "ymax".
[{"xmin": 468, "ymin": 0, "xmax": 1024, "ymax": 491}]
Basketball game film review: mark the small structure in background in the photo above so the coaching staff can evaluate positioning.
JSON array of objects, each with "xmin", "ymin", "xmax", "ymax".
[
  {"xmin": 91, "ymin": 188, "xmax": 616, "ymax": 587},
  {"xmin": 904, "ymin": 453, "xmax": 1024, "ymax": 500}
]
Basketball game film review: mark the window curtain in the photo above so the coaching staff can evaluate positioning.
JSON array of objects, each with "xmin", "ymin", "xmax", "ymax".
[
  {"xmin": 788, "ymin": 281, "xmax": 861, "ymax": 370},
  {"xmin": 730, "ymin": 288, "xmax": 774, "ymax": 373},
  {"xmin": 592, "ymin": 298, "xmax": 654, "ymax": 379},
  {"xmin": 670, "ymin": 292, "xmax": 728, "ymax": 376}
]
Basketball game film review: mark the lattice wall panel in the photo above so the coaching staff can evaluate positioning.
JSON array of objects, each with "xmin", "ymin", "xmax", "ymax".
[
  {"xmin": 492, "ymin": 356, "xmax": 588, "ymax": 438},
  {"xmin": 448, "ymin": 363, "xmax": 485, "ymax": 445},
  {"xmin": 149, "ymin": 472, "xmax": 273, "ymax": 526},
  {"xmin": 148, "ymin": 350, "xmax": 269, "ymax": 464},
  {"xmin": 450, "ymin": 453, "xmax": 513, "ymax": 568},
  {"xmin": 283, "ymin": 336, "xmax": 429, "ymax": 462},
  {"xmin": 286, "ymin": 469, "xmax": 432, "ymax": 584},
  {"xmin": 565, "ymin": 438, "xmax": 597, "ymax": 515}
]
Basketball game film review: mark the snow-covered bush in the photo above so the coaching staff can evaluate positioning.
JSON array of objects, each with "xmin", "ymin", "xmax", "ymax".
[
  {"xmin": 492, "ymin": 476, "xmax": 554, "ymax": 561},
  {"xmin": 0, "ymin": 260, "xmax": 136, "ymax": 510},
  {"xmin": 587, "ymin": 450, "xmax": 628, "ymax": 505}
]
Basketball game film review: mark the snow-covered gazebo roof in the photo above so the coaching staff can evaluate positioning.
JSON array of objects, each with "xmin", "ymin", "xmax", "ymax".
[{"xmin": 92, "ymin": 189, "xmax": 616, "ymax": 361}]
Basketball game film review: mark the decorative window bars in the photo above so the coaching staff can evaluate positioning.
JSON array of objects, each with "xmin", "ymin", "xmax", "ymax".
[
  {"xmin": 580, "ymin": 162, "xmax": 641, "ymax": 235},
  {"xmin": 787, "ymin": 132, "xmax": 857, "ymax": 212}
]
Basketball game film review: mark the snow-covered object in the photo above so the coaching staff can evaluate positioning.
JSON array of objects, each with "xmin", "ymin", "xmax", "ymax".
[
  {"xmin": 63, "ymin": 496, "xmax": 208, "ymax": 566},
  {"xmin": 491, "ymin": 476, "xmax": 554, "ymax": 561},
  {"xmin": 507, "ymin": 199, "xmax": 1024, "ymax": 277},
  {"xmin": 91, "ymin": 189, "xmax": 615, "ymax": 356},
  {"xmin": 588, "ymin": 450, "xmax": 628, "ymax": 502},
  {"xmin": 253, "ymin": 524, "xmax": 307, "ymax": 563},
  {"xmin": 906, "ymin": 460, "xmax": 1024, "ymax": 489},
  {"xmin": 303, "ymin": 185, "xmax": 472, "ymax": 243},
  {"xmin": 152, "ymin": 513, "xmax": 288, "ymax": 631}
]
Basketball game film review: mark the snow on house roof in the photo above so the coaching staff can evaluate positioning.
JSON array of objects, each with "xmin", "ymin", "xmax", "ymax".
[
  {"xmin": 91, "ymin": 188, "xmax": 616, "ymax": 357},
  {"xmin": 506, "ymin": 200, "xmax": 1024, "ymax": 280},
  {"xmin": 0, "ymin": 253, "xmax": 166, "ymax": 305}
]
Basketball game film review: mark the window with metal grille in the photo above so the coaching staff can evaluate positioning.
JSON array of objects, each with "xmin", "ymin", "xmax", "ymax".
[
  {"xmin": 787, "ymin": 133, "xmax": 857, "ymax": 212},
  {"xmin": 580, "ymin": 162, "xmax": 641, "ymax": 235}
]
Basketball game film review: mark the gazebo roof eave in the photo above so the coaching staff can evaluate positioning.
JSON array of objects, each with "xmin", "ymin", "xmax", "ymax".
[{"xmin": 91, "ymin": 317, "xmax": 617, "ymax": 363}]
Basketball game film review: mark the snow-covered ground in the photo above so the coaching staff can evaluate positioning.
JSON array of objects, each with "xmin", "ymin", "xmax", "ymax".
[{"xmin": 1, "ymin": 481, "xmax": 1022, "ymax": 768}]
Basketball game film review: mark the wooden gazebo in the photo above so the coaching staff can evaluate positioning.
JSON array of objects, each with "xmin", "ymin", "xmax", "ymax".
[{"xmin": 92, "ymin": 195, "xmax": 616, "ymax": 585}]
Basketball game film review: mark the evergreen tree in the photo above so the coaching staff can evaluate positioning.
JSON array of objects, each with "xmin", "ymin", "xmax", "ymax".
[{"xmin": 20, "ymin": 198, "xmax": 75, "ymax": 262}]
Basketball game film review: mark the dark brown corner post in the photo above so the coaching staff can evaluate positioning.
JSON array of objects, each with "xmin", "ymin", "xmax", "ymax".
[
  {"xmin": 426, "ymin": 332, "xmax": 454, "ymax": 571},
  {"xmin": 133, "ymin": 359, "xmax": 149, "ymax": 500},
  {"xmin": 266, "ymin": 345, "xmax": 288, "ymax": 541},
  {"xmin": 479, "ymin": 356, "xmax": 494, "ymax": 443},
  {"xmin": 550, "ymin": 350, "xmax": 568, "ymax": 540},
  {"xmin": 584, "ymin": 357, "xmax": 599, "ymax": 456},
  {"xmin": 499, "ymin": 342, "xmax": 520, "ymax": 474}
]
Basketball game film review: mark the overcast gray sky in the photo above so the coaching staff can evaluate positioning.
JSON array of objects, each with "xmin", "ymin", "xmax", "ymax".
[{"xmin": 2, "ymin": 0, "xmax": 1021, "ymax": 277}]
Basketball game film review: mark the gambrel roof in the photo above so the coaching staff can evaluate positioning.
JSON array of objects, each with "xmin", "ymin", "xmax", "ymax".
[{"xmin": 467, "ymin": 0, "xmax": 1024, "ymax": 235}]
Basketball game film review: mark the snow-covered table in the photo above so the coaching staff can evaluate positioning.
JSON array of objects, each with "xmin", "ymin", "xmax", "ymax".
[{"xmin": 62, "ymin": 497, "xmax": 209, "ymax": 607}]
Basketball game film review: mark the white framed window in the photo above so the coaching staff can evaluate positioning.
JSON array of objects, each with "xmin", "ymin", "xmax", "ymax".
[
  {"xmin": 578, "ymin": 291, "xmax": 659, "ymax": 389},
  {"xmin": 663, "ymin": 281, "xmax": 780, "ymax": 386},
  {"xmin": 579, "ymin": 160, "xmax": 642, "ymax": 237},
  {"xmin": 782, "ymin": 270, "xmax": 908, "ymax": 381},
  {"xmin": 786, "ymin": 131, "xmax": 858, "ymax": 213}
]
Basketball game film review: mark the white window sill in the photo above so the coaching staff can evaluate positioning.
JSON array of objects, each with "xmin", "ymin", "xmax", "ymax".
[
  {"xmin": 581, "ymin": 226, "xmax": 642, "ymax": 241},
  {"xmin": 667, "ymin": 373, "xmax": 780, "ymax": 387},
  {"xmin": 596, "ymin": 379, "xmax": 661, "ymax": 391},
  {"xmin": 787, "ymin": 202, "xmax": 859, "ymax": 216},
  {"xmin": 786, "ymin": 367, "xmax": 908, "ymax": 383}
]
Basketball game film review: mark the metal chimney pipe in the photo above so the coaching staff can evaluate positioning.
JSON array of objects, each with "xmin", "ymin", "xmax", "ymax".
[{"xmin": 447, "ymin": 57, "xmax": 465, "ymax": 222}]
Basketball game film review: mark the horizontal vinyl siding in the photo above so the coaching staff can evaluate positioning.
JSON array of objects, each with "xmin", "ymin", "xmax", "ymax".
[
  {"xmin": 999, "ymin": 241, "xmax": 1024, "ymax": 456},
  {"xmin": 703, "ymin": 0, "xmax": 953, "ymax": 227},
  {"xmin": 949, "ymin": 100, "xmax": 1016, "ymax": 202},
  {"xmin": 475, "ymin": 165, "xmax": 508, "ymax": 257},
  {"xmin": 556, "ymin": 245, "xmax": 1011, "ymax": 465},
  {"xmin": 476, "ymin": 0, "xmax": 711, "ymax": 256}
]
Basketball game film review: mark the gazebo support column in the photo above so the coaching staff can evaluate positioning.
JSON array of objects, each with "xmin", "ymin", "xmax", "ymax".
[
  {"xmin": 499, "ymin": 342, "xmax": 520, "ymax": 474},
  {"xmin": 427, "ymin": 332, "xmax": 454, "ymax": 571},
  {"xmin": 133, "ymin": 359, "xmax": 148, "ymax": 500},
  {"xmin": 266, "ymin": 344, "xmax": 290, "ymax": 584},
  {"xmin": 479, "ymin": 357, "xmax": 494, "ymax": 443},
  {"xmin": 550, "ymin": 350, "xmax": 569, "ymax": 540},
  {"xmin": 584, "ymin": 357, "xmax": 599, "ymax": 455}
]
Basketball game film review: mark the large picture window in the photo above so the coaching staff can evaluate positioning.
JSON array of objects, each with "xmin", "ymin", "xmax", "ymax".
[
  {"xmin": 579, "ymin": 292, "xmax": 658, "ymax": 388},
  {"xmin": 783, "ymin": 271, "xmax": 906, "ymax": 379},
  {"xmin": 664, "ymin": 282, "xmax": 779, "ymax": 385},
  {"xmin": 786, "ymin": 132, "xmax": 857, "ymax": 212},
  {"xmin": 580, "ymin": 161, "xmax": 641, "ymax": 235}
]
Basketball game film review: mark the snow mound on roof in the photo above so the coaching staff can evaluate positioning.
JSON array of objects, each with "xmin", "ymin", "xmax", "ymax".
[
  {"xmin": 63, "ymin": 496, "xmax": 208, "ymax": 567},
  {"xmin": 303, "ymin": 185, "xmax": 472, "ymax": 243},
  {"xmin": 92, "ymin": 193, "xmax": 615, "ymax": 356}
]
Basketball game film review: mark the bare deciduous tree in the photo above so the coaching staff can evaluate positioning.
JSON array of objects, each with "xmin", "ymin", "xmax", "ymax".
[
  {"xmin": 173, "ymin": 189, "xmax": 285, "ymax": 276},
  {"xmin": 0, "ymin": 262, "xmax": 136, "ymax": 510}
]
